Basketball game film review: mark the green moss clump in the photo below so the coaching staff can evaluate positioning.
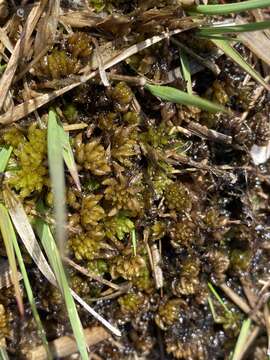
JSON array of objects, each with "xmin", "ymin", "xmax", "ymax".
[
  {"xmin": 8, "ymin": 124, "xmax": 48, "ymax": 198},
  {"xmin": 140, "ymin": 122, "xmax": 170, "ymax": 149},
  {"xmin": 63, "ymin": 103, "xmax": 78, "ymax": 123},
  {"xmin": 69, "ymin": 274, "xmax": 89, "ymax": 296},
  {"xmin": 37, "ymin": 50, "xmax": 78, "ymax": 79},
  {"xmin": 69, "ymin": 225, "xmax": 106, "ymax": 261},
  {"xmin": 155, "ymin": 299, "xmax": 186, "ymax": 330},
  {"xmin": 111, "ymin": 82, "xmax": 133, "ymax": 110},
  {"xmin": 87, "ymin": 259, "xmax": 108, "ymax": 276},
  {"xmin": 170, "ymin": 219, "xmax": 197, "ymax": 248},
  {"xmin": 164, "ymin": 182, "xmax": 192, "ymax": 213},
  {"xmin": 67, "ymin": 32, "xmax": 93, "ymax": 58},
  {"xmin": 74, "ymin": 133, "xmax": 111, "ymax": 176},
  {"xmin": 80, "ymin": 194, "xmax": 105, "ymax": 229},
  {"xmin": 0, "ymin": 304, "xmax": 8, "ymax": 345},
  {"xmin": 123, "ymin": 111, "xmax": 141, "ymax": 125},
  {"xmin": 111, "ymin": 126, "xmax": 139, "ymax": 167},
  {"xmin": 118, "ymin": 292, "xmax": 146, "ymax": 314},
  {"xmin": 104, "ymin": 214, "xmax": 134, "ymax": 241},
  {"xmin": 111, "ymin": 254, "xmax": 152, "ymax": 291},
  {"xmin": 103, "ymin": 176, "xmax": 144, "ymax": 217},
  {"xmin": 2, "ymin": 127, "xmax": 26, "ymax": 148},
  {"xmin": 230, "ymin": 249, "xmax": 251, "ymax": 273}
]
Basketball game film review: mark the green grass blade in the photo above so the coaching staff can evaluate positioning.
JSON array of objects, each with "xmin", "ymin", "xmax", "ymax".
[
  {"xmin": 145, "ymin": 84, "xmax": 228, "ymax": 113},
  {"xmin": 47, "ymin": 110, "xmax": 67, "ymax": 253},
  {"xmin": 232, "ymin": 318, "xmax": 251, "ymax": 360},
  {"xmin": 131, "ymin": 229, "xmax": 137, "ymax": 256},
  {"xmin": 211, "ymin": 39, "xmax": 270, "ymax": 91},
  {"xmin": 0, "ymin": 146, "xmax": 12, "ymax": 172},
  {"xmin": 0, "ymin": 347, "xmax": 9, "ymax": 360},
  {"xmin": 0, "ymin": 204, "xmax": 23, "ymax": 315},
  {"xmin": 179, "ymin": 51, "xmax": 192, "ymax": 95},
  {"xmin": 199, "ymin": 20, "xmax": 270, "ymax": 35},
  {"xmin": 3, "ymin": 205, "xmax": 52, "ymax": 359},
  {"xmin": 207, "ymin": 296, "xmax": 218, "ymax": 322},
  {"xmin": 34, "ymin": 218, "xmax": 89, "ymax": 360},
  {"xmin": 191, "ymin": 0, "xmax": 270, "ymax": 15},
  {"xmin": 60, "ymin": 127, "xmax": 81, "ymax": 192},
  {"xmin": 208, "ymin": 283, "xmax": 231, "ymax": 315}
]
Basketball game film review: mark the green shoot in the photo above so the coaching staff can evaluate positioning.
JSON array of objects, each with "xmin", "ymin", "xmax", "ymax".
[
  {"xmin": 131, "ymin": 229, "xmax": 137, "ymax": 256},
  {"xmin": 4, "ymin": 204, "xmax": 52, "ymax": 359},
  {"xmin": 208, "ymin": 296, "xmax": 218, "ymax": 322},
  {"xmin": 47, "ymin": 110, "xmax": 67, "ymax": 254},
  {"xmin": 208, "ymin": 283, "xmax": 232, "ymax": 316},
  {"xmin": 179, "ymin": 50, "xmax": 192, "ymax": 94},
  {"xmin": 145, "ymin": 84, "xmax": 228, "ymax": 113},
  {"xmin": 35, "ymin": 217, "xmax": 89, "ymax": 360},
  {"xmin": 198, "ymin": 20, "xmax": 270, "ymax": 36},
  {"xmin": 191, "ymin": 0, "xmax": 270, "ymax": 15},
  {"xmin": 0, "ymin": 347, "xmax": 9, "ymax": 360},
  {"xmin": 0, "ymin": 146, "xmax": 12, "ymax": 172},
  {"xmin": 232, "ymin": 318, "xmax": 251, "ymax": 360},
  {"xmin": 211, "ymin": 39, "xmax": 270, "ymax": 91},
  {"xmin": 0, "ymin": 205, "xmax": 23, "ymax": 315}
]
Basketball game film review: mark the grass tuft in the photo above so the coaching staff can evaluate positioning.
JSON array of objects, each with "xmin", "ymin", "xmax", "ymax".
[{"xmin": 191, "ymin": 0, "xmax": 270, "ymax": 15}]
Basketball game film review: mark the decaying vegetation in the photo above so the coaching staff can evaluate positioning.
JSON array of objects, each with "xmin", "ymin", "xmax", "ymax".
[{"xmin": 0, "ymin": 0, "xmax": 270, "ymax": 359}]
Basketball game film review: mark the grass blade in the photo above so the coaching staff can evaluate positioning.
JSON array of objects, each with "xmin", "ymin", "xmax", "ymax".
[
  {"xmin": 0, "ymin": 204, "xmax": 23, "ymax": 316},
  {"xmin": 0, "ymin": 347, "xmax": 9, "ymax": 360},
  {"xmin": 47, "ymin": 109, "xmax": 67, "ymax": 253},
  {"xmin": 180, "ymin": 50, "xmax": 192, "ymax": 95},
  {"xmin": 34, "ymin": 218, "xmax": 89, "ymax": 360},
  {"xmin": 145, "ymin": 84, "xmax": 228, "ymax": 113},
  {"xmin": 208, "ymin": 283, "xmax": 231, "ymax": 315},
  {"xmin": 211, "ymin": 39, "xmax": 270, "ymax": 91},
  {"xmin": 61, "ymin": 129, "xmax": 81, "ymax": 192},
  {"xmin": 3, "ymin": 204, "xmax": 52, "ymax": 359},
  {"xmin": 35, "ymin": 216, "xmax": 121, "ymax": 337},
  {"xmin": 191, "ymin": 0, "xmax": 270, "ymax": 15},
  {"xmin": 131, "ymin": 229, "xmax": 137, "ymax": 256},
  {"xmin": 232, "ymin": 318, "xmax": 251, "ymax": 360},
  {"xmin": 0, "ymin": 146, "xmax": 12, "ymax": 172},
  {"xmin": 198, "ymin": 20, "xmax": 270, "ymax": 36}
]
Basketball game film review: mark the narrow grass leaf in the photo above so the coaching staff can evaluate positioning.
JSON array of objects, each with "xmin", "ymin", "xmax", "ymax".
[
  {"xmin": 131, "ymin": 229, "xmax": 137, "ymax": 256},
  {"xmin": 0, "ymin": 347, "xmax": 9, "ymax": 360},
  {"xmin": 198, "ymin": 20, "xmax": 270, "ymax": 36},
  {"xmin": 3, "ymin": 188, "xmax": 56, "ymax": 285},
  {"xmin": 208, "ymin": 283, "xmax": 231, "ymax": 315},
  {"xmin": 3, "ymin": 204, "xmax": 52, "ymax": 360},
  {"xmin": 0, "ymin": 146, "xmax": 12, "ymax": 172},
  {"xmin": 0, "ymin": 205, "xmax": 23, "ymax": 315},
  {"xmin": 232, "ymin": 318, "xmax": 251, "ymax": 360},
  {"xmin": 211, "ymin": 39, "xmax": 270, "ymax": 91},
  {"xmin": 179, "ymin": 51, "xmax": 192, "ymax": 95},
  {"xmin": 191, "ymin": 0, "xmax": 270, "ymax": 15},
  {"xmin": 61, "ymin": 129, "xmax": 81, "ymax": 191},
  {"xmin": 208, "ymin": 296, "xmax": 218, "ymax": 322},
  {"xmin": 47, "ymin": 109, "xmax": 66, "ymax": 253},
  {"xmin": 145, "ymin": 84, "xmax": 228, "ymax": 113}
]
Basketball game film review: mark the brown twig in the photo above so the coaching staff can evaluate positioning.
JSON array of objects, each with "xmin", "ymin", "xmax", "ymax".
[{"xmin": 26, "ymin": 326, "xmax": 110, "ymax": 360}]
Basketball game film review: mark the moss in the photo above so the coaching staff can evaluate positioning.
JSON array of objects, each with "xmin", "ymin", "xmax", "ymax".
[
  {"xmin": 2, "ymin": 127, "xmax": 26, "ymax": 148},
  {"xmin": 111, "ymin": 126, "xmax": 139, "ymax": 167},
  {"xmin": 230, "ymin": 249, "xmax": 251, "ymax": 273},
  {"xmin": 170, "ymin": 219, "xmax": 198, "ymax": 248},
  {"xmin": 164, "ymin": 182, "xmax": 192, "ymax": 213},
  {"xmin": 8, "ymin": 124, "xmax": 48, "ymax": 198},
  {"xmin": 0, "ymin": 304, "xmax": 8, "ymax": 344},
  {"xmin": 155, "ymin": 299, "xmax": 187, "ymax": 330},
  {"xmin": 123, "ymin": 111, "xmax": 141, "ymax": 125},
  {"xmin": 67, "ymin": 32, "xmax": 93, "ymax": 58},
  {"xmin": 111, "ymin": 254, "xmax": 152, "ymax": 291},
  {"xmin": 63, "ymin": 103, "xmax": 78, "ymax": 123},
  {"xmin": 140, "ymin": 122, "xmax": 170, "ymax": 149},
  {"xmin": 87, "ymin": 259, "xmax": 108, "ymax": 276},
  {"xmin": 69, "ymin": 225, "xmax": 106, "ymax": 261},
  {"xmin": 103, "ymin": 176, "xmax": 144, "ymax": 217},
  {"xmin": 104, "ymin": 214, "xmax": 134, "ymax": 241},
  {"xmin": 80, "ymin": 194, "xmax": 105, "ymax": 229},
  {"xmin": 111, "ymin": 82, "xmax": 133, "ymax": 109},
  {"xmin": 69, "ymin": 274, "xmax": 90, "ymax": 296},
  {"xmin": 74, "ymin": 133, "xmax": 111, "ymax": 176},
  {"xmin": 118, "ymin": 292, "xmax": 146, "ymax": 314}
]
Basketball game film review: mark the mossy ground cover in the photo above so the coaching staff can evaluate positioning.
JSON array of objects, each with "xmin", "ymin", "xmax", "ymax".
[{"xmin": 0, "ymin": 0, "xmax": 270, "ymax": 359}]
